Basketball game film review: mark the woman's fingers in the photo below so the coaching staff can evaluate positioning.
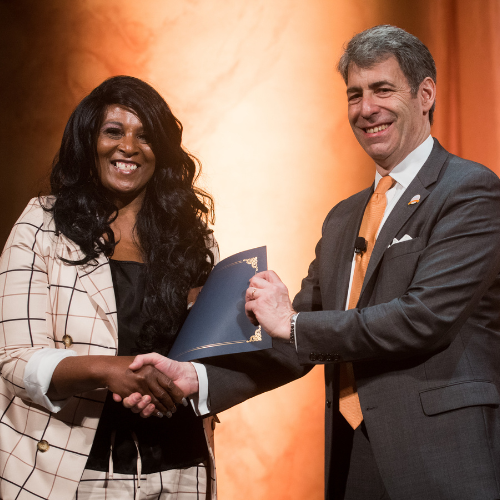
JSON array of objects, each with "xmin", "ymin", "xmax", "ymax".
[
  {"xmin": 132, "ymin": 365, "xmax": 181, "ymax": 413},
  {"xmin": 187, "ymin": 286, "xmax": 203, "ymax": 309},
  {"xmin": 111, "ymin": 359, "xmax": 187, "ymax": 417}
]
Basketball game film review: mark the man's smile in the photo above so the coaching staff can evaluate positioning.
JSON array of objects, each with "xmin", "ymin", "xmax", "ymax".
[{"xmin": 363, "ymin": 123, "xmax": 391, "ymax": 135}]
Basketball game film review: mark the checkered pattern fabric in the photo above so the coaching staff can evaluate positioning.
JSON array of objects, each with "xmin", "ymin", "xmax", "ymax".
[
  {"xmin": 74, "ymin": 463, "xmax": 208, "ymax": 499},
  {"xmin": 0, "ymin": 199, "xmax": 217, "ymax": 500}
]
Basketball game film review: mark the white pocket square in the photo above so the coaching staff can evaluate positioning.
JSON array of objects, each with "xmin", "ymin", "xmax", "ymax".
[{"xmin": 389, "ymin": 234, "xmax": 412, "ymax": 247}]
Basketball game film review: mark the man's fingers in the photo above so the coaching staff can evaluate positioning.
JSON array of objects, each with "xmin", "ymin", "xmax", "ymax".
[
  {"xmin": 245, "ymin": 301, "xmax": 260, "ymax": 326},
  {"xmin": 251, "ymin": 270, "xmax": 283, "ymax": 284},
  {"xmin": 245, "ymin": 286, "xmax": 260, "ymax": 302},
  {"xmin": 248, "ymin": 275, "xmax": 272, "ymax": 290},
  {"xmin": 123, "ymin": 393, "xmax": 148, "ymax": 409},
  {"xmin": 129, "ymin": 352, "xmax": 165, "ymax": 370},
  {"xmin": 140, "ymin": 404, "xmax": 161, "ymax": 419},
  {"xmin": 129, "ymin": 395, "xmax": 154, "ymax": 414},
  {"xmin": 128, "ymin": 355, "xmax": 146, "ymax": 370}
]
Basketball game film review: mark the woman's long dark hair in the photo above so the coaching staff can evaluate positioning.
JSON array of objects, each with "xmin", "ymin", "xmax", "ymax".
[{"xmin": 45, "ymin": 76, "xmax": 214, "ymax": 355}]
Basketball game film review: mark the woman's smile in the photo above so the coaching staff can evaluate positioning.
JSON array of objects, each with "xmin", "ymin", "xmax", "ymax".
[{"xmin": 96, "ymin": 105, "xmax": 155, "ymax": 205}]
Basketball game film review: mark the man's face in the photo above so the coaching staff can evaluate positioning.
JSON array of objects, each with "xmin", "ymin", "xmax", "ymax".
[{"xmin": 346, "ymin": 56, "xmax": 433, "ymax": 172}]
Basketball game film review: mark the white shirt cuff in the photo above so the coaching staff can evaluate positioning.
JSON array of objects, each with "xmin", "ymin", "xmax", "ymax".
[
  {"xmin": 24, "ymin": 348, "xmax": 77, "ymax": 413},
  {"xmin": 190, "ymin": 362, "xmax": 210, "ymax": 416},
  {"xmin": 294, "ymin": 312, "xmax": 299, "ymax": 351}
]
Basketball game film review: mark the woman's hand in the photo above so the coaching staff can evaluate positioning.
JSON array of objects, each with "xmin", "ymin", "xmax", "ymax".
[
  {"xmin": 114, "ymin": 354, "xmax": 199, "ymax": 418},
  {"xmin": 187, "ymin": 286, "xmax": 203, "ymax": 310}
]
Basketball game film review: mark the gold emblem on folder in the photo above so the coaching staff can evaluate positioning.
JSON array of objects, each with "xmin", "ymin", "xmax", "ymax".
[{"xmin": 247, "ymin": 326, "xmax": 262, "ymax": 343}]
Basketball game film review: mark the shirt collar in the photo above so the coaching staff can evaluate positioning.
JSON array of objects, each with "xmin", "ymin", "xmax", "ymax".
[{"xmin": 374, "ymin": 135, "xmax": 433, "ymax": 189}]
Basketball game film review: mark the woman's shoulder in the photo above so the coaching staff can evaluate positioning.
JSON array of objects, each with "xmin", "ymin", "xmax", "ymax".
[{"xmin": 15, "ymin": 196, "xmax": 56, "ymax": 231}]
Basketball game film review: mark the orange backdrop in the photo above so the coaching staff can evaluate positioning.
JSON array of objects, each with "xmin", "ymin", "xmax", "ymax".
[{"xmin": 1, "ymin": 1, "xmax": 499, "ymax": 498}]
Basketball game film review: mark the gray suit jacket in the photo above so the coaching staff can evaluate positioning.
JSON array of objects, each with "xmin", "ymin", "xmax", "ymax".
[{"xmin": 205, "ymin": 140, "xmax": 500, "ymax": 499}]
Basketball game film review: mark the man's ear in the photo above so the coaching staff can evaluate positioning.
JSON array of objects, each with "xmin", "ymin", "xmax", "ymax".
[{"xmin": 420, "ymin": 77, "xmax": 436, "ymax": 114}]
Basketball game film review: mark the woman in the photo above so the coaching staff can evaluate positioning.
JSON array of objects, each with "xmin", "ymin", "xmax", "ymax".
[{"xmin": 0, "ymin": 76, "xmax": 218, "ymax": 499}]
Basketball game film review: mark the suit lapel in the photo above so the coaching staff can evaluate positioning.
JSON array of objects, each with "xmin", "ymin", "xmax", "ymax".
[
  {"xmin": 327, "ymin": 188, "xmax": 372, "ymax": 310},
  {"xmin": 58, "ymin": 234, "xmax": 118, "ymax": 339},
  {"xmin": 358, "ymin": 139, "xmax": 451, "ymax": 304}
]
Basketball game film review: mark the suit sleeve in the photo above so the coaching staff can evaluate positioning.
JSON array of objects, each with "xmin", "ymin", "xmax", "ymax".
[
  {"xmin": 0, "ymin": 199, "xmax": 55, "ymax": 401},
  {"xmin": 295, "ymin": 166, "xmax": 500, "ymax": 364},
  {"xmin": 204, "ymin": 340, "xmax": 310, "ymax": 414}
]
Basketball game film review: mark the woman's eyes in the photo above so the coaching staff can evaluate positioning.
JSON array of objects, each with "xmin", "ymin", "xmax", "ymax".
[
  {"xmin": 101, "ymin": 128, "xmax": 150, "ymax": 143},
  {"xmin": 103, "ymin": 127, "xmax": 123, "ymax": 137}
]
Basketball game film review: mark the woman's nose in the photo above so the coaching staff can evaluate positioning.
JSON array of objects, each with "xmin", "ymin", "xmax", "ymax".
[{"xmin": 119, "ymin": 134, "xmax": 139, "ymax": 155}]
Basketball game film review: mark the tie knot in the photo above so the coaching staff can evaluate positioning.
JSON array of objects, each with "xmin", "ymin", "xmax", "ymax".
[{"xmin": 375, "ymin": 175, "xmax": 394, "ymax": 195}]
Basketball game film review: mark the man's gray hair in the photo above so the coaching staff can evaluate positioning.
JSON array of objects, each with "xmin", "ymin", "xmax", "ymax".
[{"xmin": 338, "ymin": 25, "xmax": 436, "ymax": 124}]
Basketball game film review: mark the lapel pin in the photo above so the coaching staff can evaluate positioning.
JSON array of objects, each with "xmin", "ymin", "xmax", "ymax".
[{"xmin": 408, "ymin": 194, "xmax": 420, "ymax": 206}]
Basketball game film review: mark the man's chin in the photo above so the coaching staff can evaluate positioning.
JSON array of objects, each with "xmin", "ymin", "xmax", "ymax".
[{"xmin": 361, "ymin": 144, "xmax": 392, "ymax": 163}]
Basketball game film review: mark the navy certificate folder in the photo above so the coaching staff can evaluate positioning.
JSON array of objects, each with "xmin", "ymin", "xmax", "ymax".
[{"xmin": 168, "ymin": 246, "xmax": 272, "ymax": 362}]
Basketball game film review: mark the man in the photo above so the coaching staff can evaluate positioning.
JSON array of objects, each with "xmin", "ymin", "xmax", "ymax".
[{"xmin": 129, "ymin": 25, "xmax": 500, "ymax": 499}]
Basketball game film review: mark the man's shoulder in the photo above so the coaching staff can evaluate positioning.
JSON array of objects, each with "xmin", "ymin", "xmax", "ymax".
[
  {"xmin": 443, "ymin": 151, "xmax": 500, "ymax": 188},
  {"xmin": 320, "ymin": 186, "xmax": 372, "ymax": 233},
  {"xmin": 328, "ymin": 186, "xmax": 372, "ymax": 214}
]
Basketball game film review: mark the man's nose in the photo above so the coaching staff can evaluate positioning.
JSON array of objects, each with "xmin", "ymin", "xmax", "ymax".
[{"xmin": 359, "ymin": 95, "xmax": 379, "ymax": 119}]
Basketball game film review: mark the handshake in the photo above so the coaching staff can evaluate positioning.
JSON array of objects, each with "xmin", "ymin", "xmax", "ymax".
[
  {"xmin": 111, "ymin": 353, "xmax": 200, "ymax": 419},
  {"xmin": 113, "ymin": 269, "xmax": 296, "ymax": 419}
]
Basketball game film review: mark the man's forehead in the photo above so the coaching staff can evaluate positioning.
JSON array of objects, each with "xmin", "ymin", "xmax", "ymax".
[{"xmin": 346, "ymin": 56, "xmax": 405, "ymax": 87}]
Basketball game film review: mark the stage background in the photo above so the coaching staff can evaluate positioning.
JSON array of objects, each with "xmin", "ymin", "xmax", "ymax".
[{"xmin": 1, "ymin": 1, "xmax": 499, "ymax": 498}]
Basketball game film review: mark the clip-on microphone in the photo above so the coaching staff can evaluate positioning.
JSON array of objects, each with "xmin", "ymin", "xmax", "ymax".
[{"xmin": 354, "ymin": 236, "xmax": 367, "ymax": 255}]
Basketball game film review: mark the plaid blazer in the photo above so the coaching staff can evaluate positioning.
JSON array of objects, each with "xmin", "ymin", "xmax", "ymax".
[{"xmin": 0, "ymin": 198, "xmax": 217, "ymax": 500}]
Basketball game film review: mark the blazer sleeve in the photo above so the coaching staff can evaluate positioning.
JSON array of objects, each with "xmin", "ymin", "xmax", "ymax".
[
  {"xmin": 0, "ymin": 198, "xmax": 55, "ymax": 401},
  {"xmin": 295, "ymin": 165, "xmax": 500, "ymax": 364}
]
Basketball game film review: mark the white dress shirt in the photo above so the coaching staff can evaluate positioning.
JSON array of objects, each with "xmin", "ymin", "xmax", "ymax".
[{"xmin": 344, "ymin": 135, "xmax": 433, "ymax": 309}]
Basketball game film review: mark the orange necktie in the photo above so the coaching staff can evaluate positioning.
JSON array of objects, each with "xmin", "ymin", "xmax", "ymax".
[{"xmin": 339, "ymin": 175, "xmax": 395, "ymax": 429}]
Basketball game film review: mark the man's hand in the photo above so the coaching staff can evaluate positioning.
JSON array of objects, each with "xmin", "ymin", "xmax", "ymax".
[
  {"xmin": 113, "ymin": 354, "xmax": 199, "ymax": 418},
  {"xmin": 245, "ymin": 270, "xmax": 296, "ymax": 340}
]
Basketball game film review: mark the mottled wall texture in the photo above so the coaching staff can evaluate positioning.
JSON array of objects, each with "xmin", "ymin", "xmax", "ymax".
[{"xmin": 1, "ymin": 1, "xmax": 499, "ymax": 498}]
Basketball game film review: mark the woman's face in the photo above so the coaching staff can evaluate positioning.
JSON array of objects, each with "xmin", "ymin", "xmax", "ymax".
[{"xmin": 96, "ymin": 105, "xmax": 156, "ymax": 207}]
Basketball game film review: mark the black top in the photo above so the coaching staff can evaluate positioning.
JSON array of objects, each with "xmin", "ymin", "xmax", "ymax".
[{"xmin": 85, "ymin": 259, "xmax": 209, "ymax": 474}]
